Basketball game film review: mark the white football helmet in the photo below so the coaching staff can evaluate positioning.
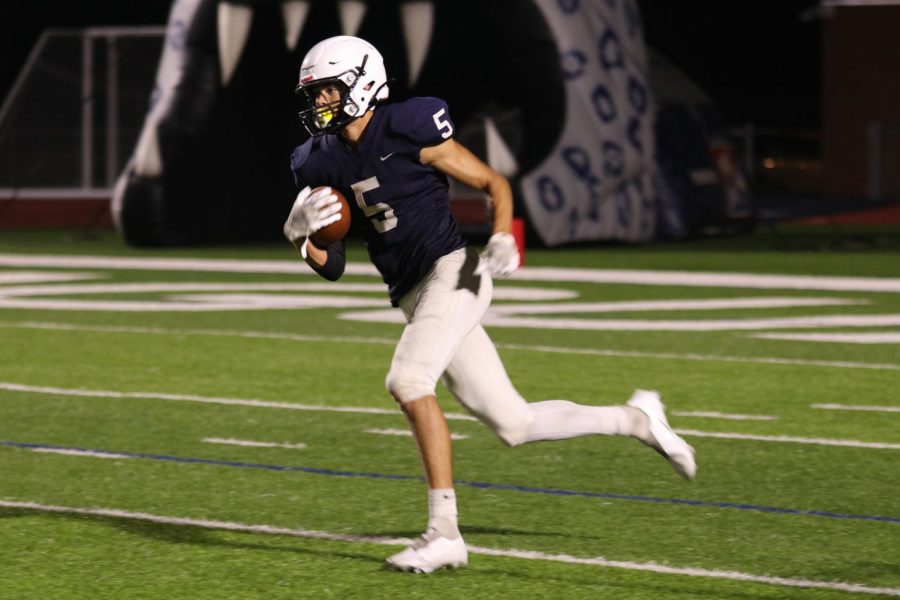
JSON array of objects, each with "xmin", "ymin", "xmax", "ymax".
[{"xmin": 295, "ymin": 36, "xmax": 390, "ymax": 136}]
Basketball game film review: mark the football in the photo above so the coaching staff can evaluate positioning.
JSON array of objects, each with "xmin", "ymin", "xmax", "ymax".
[{"xmin": 310, "ymin": 187, "xmax": 351, "ymax": 246}]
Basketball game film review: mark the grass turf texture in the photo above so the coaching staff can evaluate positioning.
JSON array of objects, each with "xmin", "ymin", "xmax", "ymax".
[{"xmin": 0, "ymin": 228, "xmax": 898, "ymax": 598}]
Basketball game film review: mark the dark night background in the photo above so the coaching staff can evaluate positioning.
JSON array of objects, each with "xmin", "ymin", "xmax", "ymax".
[{"xmin": 1, "ymin": 0, "xmax": 821, "ymax": 131}]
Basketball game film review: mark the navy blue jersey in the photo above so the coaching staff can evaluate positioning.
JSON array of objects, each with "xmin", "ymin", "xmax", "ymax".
[{"xmin": 291, "ymin": 97, "xmax": 466, "ymax": 305}]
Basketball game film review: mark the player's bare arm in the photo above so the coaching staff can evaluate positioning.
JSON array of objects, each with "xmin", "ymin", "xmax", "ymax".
[
  {"xmin": 295, "ymin": 237, "xmax": 328, "ymax": 268},
  {"xmin": 420, "ymin": 139, "xmax": 513, "ymax": 235}
]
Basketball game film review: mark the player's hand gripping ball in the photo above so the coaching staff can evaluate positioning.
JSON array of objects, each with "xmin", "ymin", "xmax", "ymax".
[
  {"xmin": 309, "ymin": 187, "xmax": 351, "ymax": 246},
  {"xmin": 283, "ymin": 185, "xmax": 351, "ymax": 247}
]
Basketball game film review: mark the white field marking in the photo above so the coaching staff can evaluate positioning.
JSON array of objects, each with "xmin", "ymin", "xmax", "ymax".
[
  {"xmin": 0, "ymin": 500, "xmax": 895, "ymax": 596},
  {"xmin": 0, "ymin": 282, "xmax": 385, "ymax": 296},
  {"xmin": 0, "ymin": 320, "xmax": 401, "ymax": 346},
  {"xmin": 0, "ymin": 281, "xmax": 390, "ymax": 311},
  {"xmin": 752, "ymin": 332, "xmax": 900, "ymax": 344},
  {"xmin": 2, "ymin": 320, "xmax": 900, "ymax": 372},
  {"xmin": 495, "ymin": 341, "xmax": 900, "ymax": 371},
  {"xmin": 0, "ymin": 382, "xmax": 476, "ymax": 423},
  {"xmin": 510, "ymin": 267, "xmax": 900, "ymax": 294},
  {"xmin": 3, "ymin": 254, "xmax": 900, "ymax": 293},
  {"xmin": 28, "ymin": 448, "xmax": 132, "ymax": 459},
  {"xmin": 343, "ymin": 309, "xmax": 900, "ymax": 331},
  {"xmin": 491, "ymin": 287, "xmax": 577, "ymax": 301},
  {"xmin": 675, "ymin": 429, "xmax": 900, "ymax": 450},
  {"xmin": 4, "ymin": 381, "xmax": 900, "ymax": 450},
  {"xmin": 487, "ymin": 297, "xmax": 867, "ymax": 315},
  {"xmin": 0, "ymin": 296, "xmax": 388, "ymax": 312},
  {"xmin": 812, "ymin": 403, "xmax": 900, "ymax": 414},
  {"xmin": 0, "ymin": 254, "xmax": 380, "ymax": 276},
  {"xmin": 365, "ymin": 428, "xmax": 470, "ymax": 441},
  {"xmin": 670, "ymin": 411, "xmax": 778, "ymax": 421},
  {"xmin": 0, "ymin": 271, "xmax": 99, "ymax": 285},
  {"xmin": 0, "ymin": 281, "xmax": 575, "ymax": 301},
  {"xmin": 202, "ymin": 437, "xmax": 307, "ymax": 449},
  {"xmin": 0, "ymin": 281, "xmax": 574, "ymax": 311}
]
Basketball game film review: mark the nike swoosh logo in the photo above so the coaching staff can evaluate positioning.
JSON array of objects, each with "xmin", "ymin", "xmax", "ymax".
[{"xmin": 380, "ymin": 152, "xmax": 396, "ymax": 161}]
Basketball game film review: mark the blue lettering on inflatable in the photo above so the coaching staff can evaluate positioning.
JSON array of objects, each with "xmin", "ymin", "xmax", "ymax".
[
  {"xmin": 537, "ymin": 176, "xmax": 565, "ymax": 212},
  {"xmin": 627, "ymin": 117, "xmax": 643, "ymax": 153},
  {"xmin": 561, "ymin": 50, "xmax": 588, "ymax": 80},
  {"xmin": 563, "ymin": 146, "xmax": 601, "ymax": 222},
  {"xmin": 556, "ymin": 0, "xmax": 580, "ymax": 14},
  {"xmin": 592, "ymin": 85, "xmax": 617, "ymax": 123},
  {"xmin": 598, "ymin": 29, "xmax": 624, "ymax": 71},
  {"xmin": 563, "ymin": 147, "xmax": 596, "ymax": 185},
  {"xmin": 602, "ymin": 141, "xmax": 624, "ymax": 177},
  {"xmin": 628, "ymin": 76, "xmax": 647, "ymax": 114}
]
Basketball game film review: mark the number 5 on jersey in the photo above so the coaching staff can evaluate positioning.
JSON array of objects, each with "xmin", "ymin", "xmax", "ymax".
[
  {"xmin": 433, "ymin": 108, "xmax": 453, "ymax": 139},
  {"xmin": 351, "ymin": 176, "xmax": 397, "ymax": 233}
]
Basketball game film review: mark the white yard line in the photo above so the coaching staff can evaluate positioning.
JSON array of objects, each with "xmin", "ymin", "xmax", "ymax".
[
  {"xmin": 0, "ymin": 320, "xmax": 400, "ymax": 346},
  {"xmin": 3, "ymin": 254, "xmax": 900, "ymax": 292},
  {"xmin": 0, "ymin": 500, "xmax": 895, "ymax": 596},
  {"xmin": 484, "ymin": 297, "xmax": 867, "ymax": 314},
  {"xmin": 28, "ymin": 448, "xmax": 132, "ymax": 459},
  {"xmin": 812, "ymin": 404, "xmax": 900, "ymax": 414},
  {"xmin": 0, "ymin": 254, "xmax": 372, "ymax": 276},
  {"xmin": 671, "ymin": 411, "xmax": 778, "ymax": 421},
  {"xmin": 0, "ymin": 279, "xmax": 574, "ymax": 302},
  {"xmin": 2, "ymin": 320, "xmax": 899, "ymax": 372},
  {"xmin": 498, "ymin": 341, "xmax": 900, "ymax": 371},
  {"xmin": 202, "ymin": 438, "xmax": 307, "ymax": 450},
  {"xmin": 674, "ymin": 429, "xmax": 900, "ymax": 450},
  {"xmin": 2, "ymin": 381, "xmax": 898, "ymax": 450},
  {"xmin": 366, "ymin": 428, "xmax": 470, "ymax": 440},
  {"xmin": 482, "ymin": 313, "xmax": 900, "ymax": 331},
  {"xmin": 0, "ymin": 381, "xmax": 474, "ymax": 423},
  {"xmin": 752, "ymin": 332, "xmax": 900, "ymax": 344}
]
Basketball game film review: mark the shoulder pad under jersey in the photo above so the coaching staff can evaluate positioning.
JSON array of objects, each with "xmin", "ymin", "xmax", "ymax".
[
  {"xmin": 290, "ymin": 138, "xmax": 314, "ymax": 172},
  {"xmin": 389, "ymin": 97, "xmax": 455, "ymax": 148}
]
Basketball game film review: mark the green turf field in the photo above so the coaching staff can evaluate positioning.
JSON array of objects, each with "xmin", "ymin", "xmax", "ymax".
[{"xmin": 0, "ymin": 229, "xmax": 898, "ymax": 599}]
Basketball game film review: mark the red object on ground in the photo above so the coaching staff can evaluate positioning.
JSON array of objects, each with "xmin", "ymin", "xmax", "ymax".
[{"xmin": 512, "ymin": 217, "xmax": 526, "ymax": 266}]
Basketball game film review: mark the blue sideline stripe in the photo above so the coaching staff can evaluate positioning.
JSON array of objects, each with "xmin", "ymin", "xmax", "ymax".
[{"xmin": 4, "ymin": 440, "xmax": 898, "ymax": 524}]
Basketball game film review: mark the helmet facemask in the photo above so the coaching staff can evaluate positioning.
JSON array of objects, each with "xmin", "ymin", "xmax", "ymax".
[
  {"xmin": 297, "ymin": 78, "xmax": 356, "ymax": 136},
  {"xmin": 296, "ymin": 53, "xmax": 382, "ymax": 136}
]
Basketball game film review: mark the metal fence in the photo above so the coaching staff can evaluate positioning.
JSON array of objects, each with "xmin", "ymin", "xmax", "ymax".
[{"xmin": 0, "ymin": 27, "xmax": 165, "ymax": 199}]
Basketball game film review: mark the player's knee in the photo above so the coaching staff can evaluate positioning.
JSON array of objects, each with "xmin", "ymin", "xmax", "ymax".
[
  {"xmin": 488, "ymin": 410, "xmax": 533, "ymax": 447},
  {"xmin": 385, "ymin": 367, "xmax": 435, "ymax": 404},
  {"xmin": 476, "ymin": 402, "xmax": 534, "ymax": 448}
]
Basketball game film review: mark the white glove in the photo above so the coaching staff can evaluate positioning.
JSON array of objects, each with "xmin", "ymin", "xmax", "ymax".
[
  {"xmin": 475, "ymin": 232, "xmax": 520, "ymax": 278},
  {"xmin": 283, "ymin": 186, "xmax": 342, "ymax": 258}
]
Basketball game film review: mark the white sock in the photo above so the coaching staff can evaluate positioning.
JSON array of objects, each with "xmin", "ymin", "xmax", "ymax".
[
  {"xmin": 524, "ymin": 400, "xmax": 649, "ymax": 443},
  {"xmin": 427, "ymin": 488, "xmax": 460, "ymax": 539}
]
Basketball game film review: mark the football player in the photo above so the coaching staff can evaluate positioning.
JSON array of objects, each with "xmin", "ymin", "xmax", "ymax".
[{"xmin": 284, "ymin": 35, "xmax": 696, "ymax": 574}]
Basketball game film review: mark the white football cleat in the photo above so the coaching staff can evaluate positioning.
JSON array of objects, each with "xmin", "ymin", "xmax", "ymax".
[
  {"xmin": 385, "ymin": 529, "xmax": 468, "ymax": 574},
  {"xmin": 627, "ymin": 389, "xmax": 697, "ymax": 480}
]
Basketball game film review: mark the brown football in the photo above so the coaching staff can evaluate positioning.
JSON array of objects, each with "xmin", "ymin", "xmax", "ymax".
[{"xmin": 310, "ymin": 187, "xmax": 351, "ymax": 246}]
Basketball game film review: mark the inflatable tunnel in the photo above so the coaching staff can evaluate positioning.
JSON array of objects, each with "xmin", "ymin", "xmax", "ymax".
[{"xmin": 116, "ymin": 0, "xmax": 729, "ymax": 247}]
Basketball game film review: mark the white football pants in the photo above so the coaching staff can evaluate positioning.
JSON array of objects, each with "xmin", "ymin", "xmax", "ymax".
[
  {"xmin": 385, "ymin": 247, "xmax": 636, "ymax": 447},
  {"xmin": 385, "ymin": 247, "xmax": 534, "ymax": 446}
]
